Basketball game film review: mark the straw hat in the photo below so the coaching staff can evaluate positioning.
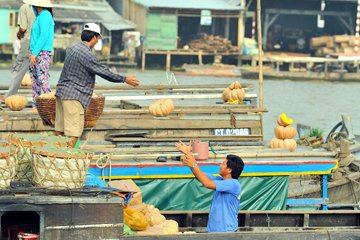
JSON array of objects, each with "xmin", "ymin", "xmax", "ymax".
[{"xmin": 23, "ymin": 0, "xmax": 53, "ymax": 8}]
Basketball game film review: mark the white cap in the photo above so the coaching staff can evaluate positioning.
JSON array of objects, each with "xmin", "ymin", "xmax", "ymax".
[
  {"xmin": 23, "ymin": 0, "xmax": 53, "ymax": 8},
  {"xmin": 84, "ymin": 23, "xmax": 101, "ymax": 36}
]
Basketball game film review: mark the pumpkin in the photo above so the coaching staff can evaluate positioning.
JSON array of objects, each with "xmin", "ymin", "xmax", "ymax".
[
  {"xmin": 277, "ymin": 113, "xmax": 294, "ymax": 127},
  {"xmin": 149, "ymin": 214, "xmax": 166, "ymax": 226},
  {"xmin": 21, "ymin": 73, "xmax": 32, "ymax": 86},
  {"xmin": 5, "ymin": 95, "xmax": 28, "ymax": 111},
  {"xmin": 149, "ymin": 99, "xmax": 175, "ymax": 117},
  {"xmin": 228, "ymin": 81, "xmax": 242, "ymax": 90},
  {"xmin": 222, "ymin": 88, "xmax": 245, "ymax": 102},
  {"xmin": 162, "ymin": 220, "xmax": 179, "ymax": 234},
  {"xmin": 270, "ymin": 138, "xmax": 297, "ymax": 151},
  {"xmin": 274, "ymin": 126, "xmax": 297, "ymax": 139},
  {"xmin": 284, "ymin": 139, "xmax": 297, "ymax": 152},
  {"xmin": 270, "ymin": 138, "xmax": 285, "ymax": 149},
  {"xmin": 124, "ymin": 207, "xmax": 148, "ymax": 231},
  {"xmin": 38, "ymin": 92, "xmax": 56, "ymax": 99}
]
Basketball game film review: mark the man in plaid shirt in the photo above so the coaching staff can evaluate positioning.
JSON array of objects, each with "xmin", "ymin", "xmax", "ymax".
[{"xmin": 55, "ymin": 23, "xmax": 139, "ymax": 147}]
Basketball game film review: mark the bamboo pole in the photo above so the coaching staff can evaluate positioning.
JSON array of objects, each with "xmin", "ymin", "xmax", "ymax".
[{"xmin": 257, "ymin": 0, "xmax": 264, "ymax": 141}]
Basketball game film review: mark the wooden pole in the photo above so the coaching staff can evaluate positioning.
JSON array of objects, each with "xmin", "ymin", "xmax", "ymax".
[
  {"xmin": 257, "ymin": 0, "xmax": 264, "ymax": 141},
  {"xmin": 198, "ymin": 50, "xmax": 203, "ymax": 65},
  {"xmin": 166, "ymin": 50, "xmax": 171, "ymax": 72},
  {"xmin": 141, "ymin": 50, "xmax": 146, "ymax": 71},
  {"xmin": 237, "ymin": 12, "xmax": 245, "ymax": 50}
]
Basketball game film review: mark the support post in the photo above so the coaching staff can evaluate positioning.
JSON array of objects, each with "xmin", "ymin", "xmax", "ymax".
[
  {"xmin": 225, "ymin": 17, "xmax": 230, "ymax": 40},
  {"xmin": 141, "ymin": 50, "xmax": 146, "ymax": 72},
  {"xmin": 166, "ymin": 51, "xmax": 171, "ymax": 72},
  {"xmin": 198, "ymin": 50, "xmax": 203, "ymax": 65},
  {"xmin": 237, "ymin": 12, "xmax": 245, "ymax": 50}
]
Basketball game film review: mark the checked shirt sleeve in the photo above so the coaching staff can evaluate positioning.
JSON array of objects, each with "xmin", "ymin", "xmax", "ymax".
[{"xmin": 82, "ymin": 52, "xmax": 125, "ymax": 83}]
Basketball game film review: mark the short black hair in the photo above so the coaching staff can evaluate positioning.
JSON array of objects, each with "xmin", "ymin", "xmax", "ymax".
[
  {"xmin": 81, "ymin": 30, "xmax": 100, "ymax": 42},
  {"xmin": 226, "ymin": 154, "xmax": 244, "ymax": 179}
]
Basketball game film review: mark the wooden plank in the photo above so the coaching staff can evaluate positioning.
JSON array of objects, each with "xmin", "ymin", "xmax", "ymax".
[
  {"xmin": 104, "ymin": 93, "xmax": 257, "ymax": 101},
  {"xmin": 106, "ymin": 136, "xmax": 262, "ymax": 142}
]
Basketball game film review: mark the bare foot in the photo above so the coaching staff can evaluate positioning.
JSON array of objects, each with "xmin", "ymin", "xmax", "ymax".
[{"xmin": 30, "ymin": 107, "xmax": 38, "ymax": 113}]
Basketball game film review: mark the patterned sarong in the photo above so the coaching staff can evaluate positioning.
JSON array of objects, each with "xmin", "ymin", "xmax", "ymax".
[{"xmin": 29, "ymin": 50, "xmax": 52, "ymax": 107}]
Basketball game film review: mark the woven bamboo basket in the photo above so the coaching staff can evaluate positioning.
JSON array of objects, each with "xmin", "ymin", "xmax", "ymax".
[
  {"xmin": 0, "ymin": 145, "xmax": 16, "ymax": 188},
  {"xmin": 32, "ymin": 146, "xmax": 92, "ymax": 189},
  {"xmin": 36, "ymin": 95, "xmax": 105, "ymax": 128},
  {"xmin": 7, "ymin": 133, "xmax": 73, "ymax": 181}
]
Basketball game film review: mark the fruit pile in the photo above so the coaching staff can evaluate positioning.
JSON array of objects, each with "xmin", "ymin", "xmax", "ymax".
[{"xmin": 270, "ymin": 113, "xmax": 297, "ymax": 152}]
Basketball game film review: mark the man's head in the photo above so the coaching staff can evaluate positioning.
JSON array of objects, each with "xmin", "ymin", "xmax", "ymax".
[
  {"xmin": 81, "ymin": 23, "xmax": 101, "ymax": 48},
  {"xmin": 219, "ymin": 154, "xmax": 244, "ymax": 179}
]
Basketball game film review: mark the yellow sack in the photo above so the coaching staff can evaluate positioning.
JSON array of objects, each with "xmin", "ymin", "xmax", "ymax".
[{"xmin": 124, "ymin": 207, "xmax": 148, "ymax": 231}]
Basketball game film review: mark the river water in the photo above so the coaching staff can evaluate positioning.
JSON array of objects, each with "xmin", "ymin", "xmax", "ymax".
[{"xmin": 0, "ymin": 68, "xmax": 359, "ymax": 143}]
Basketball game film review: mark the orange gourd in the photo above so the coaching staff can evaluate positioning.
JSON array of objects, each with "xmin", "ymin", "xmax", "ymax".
[
  {"xmin": 228, "ymin": 81, "xmax": 242, "ymax": 90},
  {"xmin": 124, "ymin": 207, "xmax": 148, "ymax": 231},
  {"xmin": 270, "ymin": 138, "xmax": 297, "ymax": 151},
  {"xmin": 5, "ymin": 95, "xmax": 28, "ymax": 111},
  {"xmin": 162, "ymin": 220, "xmax": 179, "ymax": 234},
  {"xmin": 222, "ymin": 88, "xmax": 245, "ymax": 102},
  {"xmin": 149, "ymin": 99, "xmax": 175, "ymax": 117},
  {"xmin": 149, "ymin": 214, "xmax": 166, "ymax": 226},
  {"xmin": 274, "ymin": 126, "xmax": 297, "ymax": 139},
  {"xmin": 21, "ymin": 74, "xmax": 32, "ymax": 86},
  {"xmin": 284, "ymin": 139, "xmax": 297, "ymax": 152},
  {"xmin": 270, "ymin": 138, "xmax": 285, "ymax": 149}
]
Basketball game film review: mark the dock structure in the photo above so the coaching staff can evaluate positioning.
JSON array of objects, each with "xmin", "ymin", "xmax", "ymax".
[{"xmin": 141, "ymin": 49, "xmax": 241, "ymax": 72}]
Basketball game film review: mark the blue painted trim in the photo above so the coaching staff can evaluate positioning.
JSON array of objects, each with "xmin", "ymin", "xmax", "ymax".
[
  {"xmin": 322, "ymin": 175, "xmax": 328, "ymax": 210},
  {"xmin": 88, "ymin": 163, "xmax": 337, "ymax": 178}
]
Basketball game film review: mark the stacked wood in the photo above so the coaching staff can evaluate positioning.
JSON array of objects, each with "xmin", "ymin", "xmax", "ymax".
[
  {"xmin": 187, "ymin": 34, "xmax": 238, "ymax": 52},
  {"xmin": 310, "ymin": 35, "xmax": 356, "ymax": 56}
]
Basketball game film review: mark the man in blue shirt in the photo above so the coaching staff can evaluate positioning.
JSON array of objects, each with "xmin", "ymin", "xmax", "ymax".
[{"xmin": 175, "ymin": 141, "xmax": 244, "ymax": 232}]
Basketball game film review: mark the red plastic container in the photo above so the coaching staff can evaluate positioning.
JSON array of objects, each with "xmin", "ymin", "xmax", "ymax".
[
  {"xmin": 191, "ymin": 140, "xmax": 209, "ymax": 160},
  {"xmin": 17, "ymin": 232, "xmax": 39, "ymax": 240}
]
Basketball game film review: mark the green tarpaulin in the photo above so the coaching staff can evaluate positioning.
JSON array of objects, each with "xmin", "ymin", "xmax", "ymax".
[{"xmin": 134, "ymin": 176, "xmax": 288, "ymax": 210}]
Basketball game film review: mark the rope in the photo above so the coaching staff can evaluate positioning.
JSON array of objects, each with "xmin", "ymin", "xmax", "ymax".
[
  {"xmin": 96, "ymin": 153, "xmax": 112, "ymax": 182},
  {"xmin": 80, "ymin": 127, "xmax": 94, "ymax": 149}
]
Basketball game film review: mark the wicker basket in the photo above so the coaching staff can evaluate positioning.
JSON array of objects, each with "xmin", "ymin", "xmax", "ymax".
[
  {"xmin": 36, "ymin": 96, "xmax": 105, "ymax": 128},
  {"xmin": 32, "ymin": 146, "xmax": 92, "ymax": 189},
  {"xmin": 0, "ymin": 145, "xmax": 16, "ymax": 188},
  {"xmin": 7, "ymin": 133, "xmax": 73, "ymax": 181}
]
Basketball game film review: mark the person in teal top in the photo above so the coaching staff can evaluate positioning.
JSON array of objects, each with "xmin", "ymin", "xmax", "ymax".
[
  {"xmin": 175, "ymin": 141, "xmax": 244, "ymax": 232},
  {"xmin": 24, "ymin": 0, "xmax": 54, "ymax": 111}
]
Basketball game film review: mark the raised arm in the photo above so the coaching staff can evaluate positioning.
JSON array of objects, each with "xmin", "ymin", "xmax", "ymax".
[{"xmin": 175, "ymin": 141, "xmax": 216, "ymax": 190}]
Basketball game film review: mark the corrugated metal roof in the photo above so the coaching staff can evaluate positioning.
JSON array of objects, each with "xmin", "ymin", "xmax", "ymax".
[
  {"xmin": 0, "ymin": 0, "xmax": 135, "ymax": 31},
  {"xmin": 132, "ymin": 0, "xmax": 244, "ymax": 10},
  {"xmin": 53, "ymin": 1, "xmax": 136, "ymax": 30},
  {"xmin": 0, "ymin": 0, "xmax": 21, "ymax": 9},
  {"xmin": 54, "ymin": 8, "xmax": 103, "ymax": 23}
]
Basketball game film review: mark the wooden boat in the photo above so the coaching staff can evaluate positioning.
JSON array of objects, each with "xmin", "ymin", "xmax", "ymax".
[
  {"xmin": 174, "ymin": 63, "xmax": 242, "ymax": 77},
  {"xmin": 240, "ymin": 55, "xmax": 360, "ymax": 81}
]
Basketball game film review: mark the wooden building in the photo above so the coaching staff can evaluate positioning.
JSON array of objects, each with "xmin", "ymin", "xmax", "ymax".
[
  {"xmin": 122, "ymin": 0, "xmax": 246, "ymax": 70},
  {"xmin": 246, "ymin": 0, "xmax": 357, "ymax": 53},
  {"xmin": 0, "ymin": 0, "xmax": 136, "ymax": 58}
]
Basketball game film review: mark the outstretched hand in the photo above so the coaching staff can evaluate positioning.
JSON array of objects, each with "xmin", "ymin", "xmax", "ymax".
[
  {"xmin": 175, "ymin": 141, "xmax": 195, "ymax": 167},
  {"xmin": 175, "ymin": 140, "xmax": 192, "ymax": 155},
  {"xmin": 125, "ymin": 76, "xmax": 140, "ymax": 87}
]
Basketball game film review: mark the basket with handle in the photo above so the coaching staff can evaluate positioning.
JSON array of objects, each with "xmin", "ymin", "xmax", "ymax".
[
  {"xmin": 7, "ymin": 133, "xmax": 73, "ymax": 181},
  {"xmin": 36, "ymin": 93, "xmax": 105, "ymax": 128},
  {"xmin": 32, "ymin": 146, "xmax": 93, "ymax": 189},
  {"xmin": 0, "ymin": 145, "xmax": 16, "ymax": 188}
]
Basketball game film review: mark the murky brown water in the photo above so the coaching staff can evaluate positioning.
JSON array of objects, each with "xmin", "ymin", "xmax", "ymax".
[{"xmin": 0, "ymin": 68, "xmax": 359, "ymax": 142}]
